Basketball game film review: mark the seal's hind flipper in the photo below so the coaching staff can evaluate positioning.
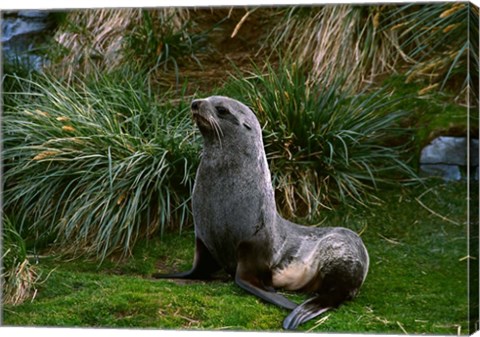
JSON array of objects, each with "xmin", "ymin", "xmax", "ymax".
[
  {"xmin": 152, "ymin": 237, "xmax": 221, "ymax": 280},
  {"xmin": 282, "ymin": 296, "xmax": 331, "ymax": 330}
]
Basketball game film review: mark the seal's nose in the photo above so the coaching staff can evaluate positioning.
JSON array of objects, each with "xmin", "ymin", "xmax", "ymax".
[{"xmin": 191, "ymin": 99, "xmax": 201, "ymax": 111}]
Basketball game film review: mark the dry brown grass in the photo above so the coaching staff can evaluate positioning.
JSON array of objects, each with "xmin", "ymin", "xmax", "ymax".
[
  {"xmin": 50, "ymin": 8, "xmax": 190, "ymax": 81},
  {"xmin": 267, "ymin": 5, "xmax": 405, "ymax": 90},
  {"xmin": 2, "ymin": 258, "xmax": 39, "ymax": 305}
]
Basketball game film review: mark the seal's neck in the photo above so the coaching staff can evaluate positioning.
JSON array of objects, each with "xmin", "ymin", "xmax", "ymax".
[
  {"xmin": 202, "ymin": 136, "xmax": 264, "ymax": 166},
  {"xmin": 199, "ymin": 134, "xmax": 279, "ymax": 221},
  {"xmin": 200, "ymin": 139, "xmax": 275, "ymax": 198}
]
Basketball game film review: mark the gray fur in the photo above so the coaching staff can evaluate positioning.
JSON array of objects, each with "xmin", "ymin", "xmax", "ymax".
[{"xmin": 158, "ymin": 96, "xmax": 369, "ymax": 330}]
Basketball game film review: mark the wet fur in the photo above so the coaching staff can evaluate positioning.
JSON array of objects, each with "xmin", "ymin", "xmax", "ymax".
[{"xmin": 154, "ymin": 96, "xmax": 369, "ymax": 330}]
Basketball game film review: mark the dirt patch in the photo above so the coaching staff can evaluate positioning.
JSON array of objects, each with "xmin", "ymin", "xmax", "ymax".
[{"xmin": 152, "ymin": 7, "xmax": 282, "ymax": 95}]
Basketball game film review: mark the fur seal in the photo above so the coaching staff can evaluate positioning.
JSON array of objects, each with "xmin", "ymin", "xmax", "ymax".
[{"xmin": 154, "ymin": 96, "xmax": 369, "ymax": 330}]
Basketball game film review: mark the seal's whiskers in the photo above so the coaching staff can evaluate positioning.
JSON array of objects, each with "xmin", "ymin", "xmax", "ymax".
[{"xmin": 209, "ymin": 116, "xmax": 224, "ymax": 148}]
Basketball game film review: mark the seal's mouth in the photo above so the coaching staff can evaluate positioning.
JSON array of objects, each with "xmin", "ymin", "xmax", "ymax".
[
  {"xmin": 191, "ymin": 105, "xmax": 224, "ymax": 144},
  {"xmin": 191, "ymin": 110, "xmax": 211, "ymax": 129},
  {"xmin": 191, "ymin": 100, "xmax": 208, "ymax": 126}
]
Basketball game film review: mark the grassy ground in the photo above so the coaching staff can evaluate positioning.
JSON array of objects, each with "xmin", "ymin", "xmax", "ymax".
[{"xmin": 2, "ymin": 181, "xmax": 469, "ymax": 334}]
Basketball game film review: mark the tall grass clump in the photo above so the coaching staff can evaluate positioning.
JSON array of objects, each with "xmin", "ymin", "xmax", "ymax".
[
  {"xmin": 384, "ymin": 3, "xmax": 473, "ymax": 99},
  {"xmin": 2, "ymin": 72, "xmax": 199, "ymax": 260},
  {"xmin": 223, "ymin": 61, "xmax": 417, "ymax": 218},
  {"xmin": 50, "ymin": 8, "xmax": 138, "ymax": 81},
  {"xmin": 266, "ymin": 5, "xmax": 403, "ymax": 90},
  {"xmin": 123, "ymin": 9, "xmax": 209, "ymax": 78},
  {"xmin": 267, "ymin": 4, "xmax": 475, "ymax": 100},
  {"xmin": 1, "ymin": 216, "xmax": 39, "ymax": 305},
  {"xmin": 50, "ymin": 8, "xmax": 203, "ymax": 82}
]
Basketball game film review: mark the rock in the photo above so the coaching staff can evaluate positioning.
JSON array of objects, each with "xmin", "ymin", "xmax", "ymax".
[
  {"xmin": 420, "ymin": 136, "xmax": 467, "ymax": 165},
  {"xmin": 17, "ymin": 11, "xmax": 50, "ymax": 19},
  {"xmin": 419, "ymin": 136, "xmax": 479, "ymax": 181},
  {"xmin": 1, "ymin": 17, "xmax": 50, "ymax": 43},
  {"xmin": 419, "ymin": 164, "xmax": 462, "ymax": 181},
  {"xmin": 1, "ymin": 11, "xmax": 53, "ymax": 70}
]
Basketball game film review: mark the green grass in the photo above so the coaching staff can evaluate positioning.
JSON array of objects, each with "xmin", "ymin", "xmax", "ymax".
[
  {"xmin": 3, "ymin": 182, "xmax": 469, "ymax": 334},
  {"xmin": 380, "ymin": 75, "xmax": 472, "ymax": 159}
]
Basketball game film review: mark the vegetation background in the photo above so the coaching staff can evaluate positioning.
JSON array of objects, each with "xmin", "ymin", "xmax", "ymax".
[{"xmin": 2, "ymin": 3, "xmax": 478, "ymax": 334}]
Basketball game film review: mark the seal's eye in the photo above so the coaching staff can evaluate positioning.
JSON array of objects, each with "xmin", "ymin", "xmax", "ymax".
[{"xmin": 215, "ymin": 106, "xmax": 229, "ymax": 115}]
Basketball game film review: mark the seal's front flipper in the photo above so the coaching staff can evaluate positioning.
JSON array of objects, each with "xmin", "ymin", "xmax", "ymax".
[
  {"xmin": 235, "ymin": 272, "xmax": 297, "ymax": 310},
  {"xmin": 282, "ymin": 296, "xmax": 331, "ymax": 330},
  {"xmin": 153, "ymin": 237, "xmax": 221, "ymax": 280},
  {"xmin": 235, "ymin": 241, "xmax": 297, "ymax": 310}
]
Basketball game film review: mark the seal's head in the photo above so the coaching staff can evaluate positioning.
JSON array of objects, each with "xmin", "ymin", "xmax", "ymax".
[{"xmin": 190, "ymin": 96, "xmax": 261, "ymax": 148}]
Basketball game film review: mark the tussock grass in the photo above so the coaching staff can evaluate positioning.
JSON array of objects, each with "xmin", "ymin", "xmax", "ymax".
[
  {"xmin": 3, "ymin": 3, "xmax": 469, "ymax": 264},
  {"xmin": 51, "ymin": 8, "xmax": 138, "ymax": 80},
  {"xmin": 2, "ymin": 72, "xmax": 199, "ymax": 260},
  {"xmin": 384, "ymin": 3, "xmax": 473, "ymax": 100},
  {"xmin": 223, "ymin": 61, "xmax": 417, "ymax": 217},
  {"xmin": 123, "ymin": 9, "xmax": 209, "ymax": 78},
  {"xmin": 50, "ymin": 8, "xmax": 198, "ymax": 82},
  {"xmin": 266, "ymin": 3, "xmax": 476, "ymax": 99},
  {"xmin": 266, "ymin": 5, "xmax": 403, "ymax": 89}
]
